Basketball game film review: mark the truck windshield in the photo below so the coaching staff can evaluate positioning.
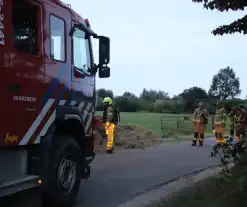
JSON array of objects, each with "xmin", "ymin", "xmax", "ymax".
[{"xmin": 72, "ymin": 27, "xmax": 91, "ymax": 75}]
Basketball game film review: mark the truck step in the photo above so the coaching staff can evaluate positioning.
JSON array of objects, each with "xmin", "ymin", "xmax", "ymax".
[
  {"xmin": 0, "ymin": 175, "xmax": 40, "ymax": 197},
  {"xmin": 84, "ymin": 152, "xmax": 95, "ymax": 166}
]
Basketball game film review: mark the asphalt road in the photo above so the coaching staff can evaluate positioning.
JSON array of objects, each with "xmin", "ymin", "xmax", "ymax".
[{"xmin": 1, "ymin": 138, "xmax": 220, "ymax": 207}]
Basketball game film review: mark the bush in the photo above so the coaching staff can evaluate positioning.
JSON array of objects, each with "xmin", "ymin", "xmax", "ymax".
[{"xmin": 211, "ymin": 136, "xmax": 247, "ymax": 203}]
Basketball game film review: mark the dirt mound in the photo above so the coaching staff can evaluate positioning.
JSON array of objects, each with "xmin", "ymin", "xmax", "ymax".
[{"xmin": 94, "ymin": 124, "xmax": 161, "ymax": 153}]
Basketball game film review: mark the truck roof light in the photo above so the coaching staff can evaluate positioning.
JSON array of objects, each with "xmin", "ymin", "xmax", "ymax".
[{"xmin": 85, "ymin": 19, "xmax": 90, "ymax": 27}]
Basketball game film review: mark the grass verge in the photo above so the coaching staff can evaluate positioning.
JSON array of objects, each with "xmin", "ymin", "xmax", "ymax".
[{"xmin": 153, "ymin": 163, "xmax": 247, "ymax": 207}]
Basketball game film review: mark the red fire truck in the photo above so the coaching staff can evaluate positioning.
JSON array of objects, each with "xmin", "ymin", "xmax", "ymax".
[{"xmin": 0, "ymin": 0, "xmax": 110, "ymax": 206}]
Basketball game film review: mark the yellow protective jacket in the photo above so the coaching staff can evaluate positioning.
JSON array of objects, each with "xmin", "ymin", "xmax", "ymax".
[
  {"xmin": 193, "ymin": 108, "xmax": 209, "ymax": 123},
  {"xmin": 102, "ymin": 106, "xmax": 114, "ymax": 123},
  {"xmin": 214, "ymin": 108, "xmax": 227, "ymax": 124}
]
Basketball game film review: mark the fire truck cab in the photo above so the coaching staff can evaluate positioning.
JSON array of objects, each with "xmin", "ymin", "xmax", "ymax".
[{"xmin": 0, "ymin": 0, "xmax": 110, "ymax": 206}]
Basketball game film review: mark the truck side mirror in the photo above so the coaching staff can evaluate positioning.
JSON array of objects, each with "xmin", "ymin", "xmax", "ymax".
[
  {"xmin": 99, "ymin": 66, "xmax": 110, "ymax": 78},
  {"xmin": 98, "ymin": 36, "xmax": 110, "ymax": 65}
]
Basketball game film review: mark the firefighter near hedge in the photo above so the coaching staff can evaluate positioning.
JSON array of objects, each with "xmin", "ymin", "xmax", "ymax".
[
  {"xmin": 102, "ymin": 97, "xmax": 120, "ymax": 153},
  {"xmin": 192, "ymin": 102, "xmax": 209, "ymax": 146},
  {"xmin": 228, "ymin": 106, "xmax": 235, "ymax": 137},
  {"xmin": 212, "ymin": 102, "xmax": 227, "ymax": 145},
  {"xmin": 211, "ymin": 105, "xmax": 247, "ymax": 160},
  {"xmin": 228, "ymin": 106, "xmax": 246, "ymax": 140}
]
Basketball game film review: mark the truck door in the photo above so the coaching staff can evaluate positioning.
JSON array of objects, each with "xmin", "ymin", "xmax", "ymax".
[
  {"xmin": 3, "ymin": 0, "xmax": 44, "ymax": 146},
  {"xmin": 71, "ymin": 19, "xmax": 95, "ymax": 136}
]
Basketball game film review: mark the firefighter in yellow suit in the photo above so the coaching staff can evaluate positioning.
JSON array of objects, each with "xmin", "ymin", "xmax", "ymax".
[
  {"xmin": 213, "ymin": 102, "xmax": 227, "ymax": 145},
  {"xmin": 228, "ymin": 106, "xmax": 246, "ymax": 139},
  {"xmin": 102, "ymin": 97, "xmax": 116, "ymax": 153},
  {"xmin": 192, "ymin": 102, "xmax": 209, "ymax": 146}
]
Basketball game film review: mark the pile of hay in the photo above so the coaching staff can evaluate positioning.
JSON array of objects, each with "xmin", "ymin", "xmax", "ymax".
[{"xmin": 94, "ymin": 124, "xmax": 161, "ymax": 153}]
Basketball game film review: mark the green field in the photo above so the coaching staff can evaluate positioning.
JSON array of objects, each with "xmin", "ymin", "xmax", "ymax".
[
  {"xmin": 96, "ymin": 111, "xmax": 164, "ymax": 132},
  {"xmin": 96, "ymin": 112, "xmax": 233, "ymax": 137},
  {"xmin": 110, "ymin": 112, "xmax": 162, "ymax": 132},
  {"xmin": 96, "ymin": 112, "xmax": 231, "ymax": 138}
]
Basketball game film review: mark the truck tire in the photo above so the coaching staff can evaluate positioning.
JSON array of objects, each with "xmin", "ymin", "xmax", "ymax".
[{"xmin": 42, "ymin": 134, "xmax": 82, "ymax": 207}]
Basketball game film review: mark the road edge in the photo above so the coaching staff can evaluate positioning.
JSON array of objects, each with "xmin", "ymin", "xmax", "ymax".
[{"xmin": 118, "ymin": 165, "xmax": 220, "ymax": 207}]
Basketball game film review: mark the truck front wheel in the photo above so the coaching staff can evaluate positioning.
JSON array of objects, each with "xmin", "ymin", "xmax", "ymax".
[{"xmin": 42, "ymin": 134, "xmax": 82, "ymax": 207}]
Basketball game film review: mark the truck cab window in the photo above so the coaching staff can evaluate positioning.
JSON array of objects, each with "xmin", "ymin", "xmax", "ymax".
[
  {"xmin": 12, "ymin": 0, "xmax": 38, "ymax": 55},
  {"xmin": 50, "ymin": 15, "xmax": 65, "ymax": 61},
  {"xmin": 72, "ymin": 28, "xmax": 91, "ymax": 75}
]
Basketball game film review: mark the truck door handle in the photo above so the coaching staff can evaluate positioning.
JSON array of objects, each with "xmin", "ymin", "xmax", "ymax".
[
  {"xmin": 26, "ymin": 108, "xmax": 36, "ymax": 112},
  {"xmin": 9, "ymin": 84, "xmax": 21, "ymax": 93}
]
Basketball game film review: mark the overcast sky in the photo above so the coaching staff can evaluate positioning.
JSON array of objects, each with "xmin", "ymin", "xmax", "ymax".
[{"xmin": 62, "ymin": 0, "xmax": 246, "ymax": 98}]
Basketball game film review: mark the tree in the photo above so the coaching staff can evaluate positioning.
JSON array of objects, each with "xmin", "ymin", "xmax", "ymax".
[
  {"xmin": 114, "ymin": 96, "xmax": 140, "ymax": 112},
  {"xmin": 153, "ymin": 99, "xmax": 177, "ymax": 113},
  {"xmin": 180, "ymin": 86, "xmax": 208, "ymax": 101},
  {"xmin": 208, "ymin": 66, "xmax": 241, "ymax": 100},
  {"xmin": 140, "ymin": 89, "xmax": 155, "ymax": 102},
  {"xmin": 97, "ymin": 88, "xmax": 114, "ymax": 99},
  {"xmin": 122, "ymin": 92, "xmax": 137, "ymax": 99},
  {"xmin": 192, "ymin": 0, "xmax": 247, "ymax": 35},
  {"xmin": 140, "ymin": 89, "xmax": 169, "ymax": 102},
  {"xmin": 179, "ymin": 86, "xmax": 209, "ymax": 112}
]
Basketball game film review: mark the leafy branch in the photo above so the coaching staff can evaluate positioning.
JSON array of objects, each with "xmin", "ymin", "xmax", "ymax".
[{"xmin": 192, "ymin": 0, "xmax": 247, "ymax": 35}]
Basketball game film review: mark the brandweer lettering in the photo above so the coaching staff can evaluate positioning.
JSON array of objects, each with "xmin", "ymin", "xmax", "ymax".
[{"xmin": 0, "ymin": 0, "xmax": 4, "ymax": 45}]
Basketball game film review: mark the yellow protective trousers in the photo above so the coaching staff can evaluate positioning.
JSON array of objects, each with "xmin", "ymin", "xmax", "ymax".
[
  {"xmin": 214, "ymin": 122, "xmax": 225, "ymax": 144},
  {"xmin": 104, "ymin": 122, "xmax": 116, "ymax": 151},
  {"xmin": 193, "ymin": 121, "xmax": 205, "ymax": 143}
]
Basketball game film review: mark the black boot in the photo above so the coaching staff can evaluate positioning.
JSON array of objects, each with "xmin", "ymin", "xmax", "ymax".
[
  {"xmin": 192, "ymin": 140, "xmax": 197, "ymax": 146},
  {"xmin": 106, "ymin": 147, "xmax": 114, "ymax": 154},
  {"xmin": 199, "ymin": 140, "xmax": 203, "ymax": 146}
]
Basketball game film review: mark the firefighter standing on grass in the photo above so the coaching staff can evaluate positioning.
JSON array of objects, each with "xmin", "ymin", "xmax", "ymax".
[
  {"xmin": 102, "ymin": 97, "xmax": 119, "ymax": 153},
  {"xmin": 213, "ymin": 102, "xmax": 227, "ymax": 145},
  {"xmin": 192, "ymin": 102, "xmax": 209, "ymax": 146}
]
